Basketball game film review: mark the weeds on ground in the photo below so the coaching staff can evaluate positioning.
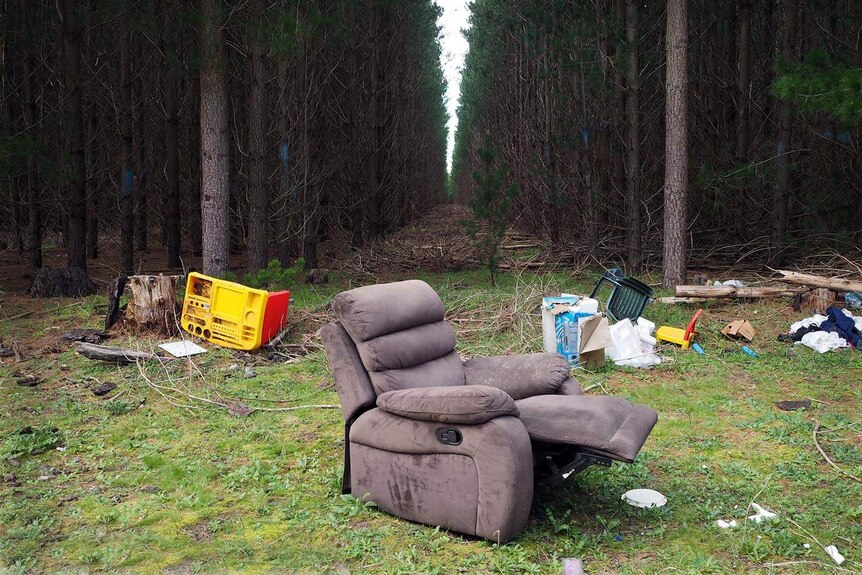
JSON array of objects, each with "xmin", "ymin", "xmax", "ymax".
[{"xmin": 0, "ymin": 269, "xmax": 860, "ymax": 574}]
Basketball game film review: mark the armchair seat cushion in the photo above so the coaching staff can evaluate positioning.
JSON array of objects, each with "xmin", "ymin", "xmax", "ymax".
[{"xmin": 377, "ymin": 385, "xmax": 518, "ymax": 424}]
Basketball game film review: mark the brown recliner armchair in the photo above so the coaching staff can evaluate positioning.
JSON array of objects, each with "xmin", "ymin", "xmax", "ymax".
[{"xmin": 321, "ymin": 280, "xmax": 657, "ymax": 542}]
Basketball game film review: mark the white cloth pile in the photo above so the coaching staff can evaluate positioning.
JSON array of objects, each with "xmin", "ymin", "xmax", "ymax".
[{"xmin": 789, "ymin": 309, "xmax": 861, "ymax": 353}]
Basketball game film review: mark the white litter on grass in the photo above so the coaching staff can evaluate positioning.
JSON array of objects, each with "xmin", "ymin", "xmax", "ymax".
[
  {"xmin": 825, "ymin": 545, "xmax": 845, "ymax": 565},
  {"xmin": 607, "ymin": 319, "xmax": 662, "ymax": 368},
  {"xmin": 747, "ymin": 503, "xmax": 777, "ymax": 523},
  {"xmin": 790, "ymin": 314, "xmax": 827, "ymax": 334},
  {"xmin": 159, "ymin": 340, "xmax": 207, "ymax": 357},
  {"xmin": 715, "ymin": 519, "xmax": 738, "ymax": 529},
  {"xmin": 796, "ymin": 331, "xmax": 848, "ymax": 353},
  {"xmin": 714, "ymin": 279, "xmax": 746, "ymax": 288},
  {"xmin": 621, "ymin": 489, "xmax": 667, "ymax": 508}
]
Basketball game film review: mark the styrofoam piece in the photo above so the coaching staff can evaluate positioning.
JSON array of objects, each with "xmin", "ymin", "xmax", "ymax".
[
  {"xmin": 636, "ymin": 317, "xmax": 656, "ymax": 335},
  {"xmin": 747, "ymin": 503, "xmax": 777, "ymax": 523},
  {"xmin": 621, "ymin": 488, "xmax": 667, "ymax": 508},
  {"xmin": 639, "ymin": 334, "xmax": 657, "ymax": 347},
  {"xmin": 715, "ymin": 519, "xmax": 738, "ymax": 529},
  {"xmin": 158, "ymin": 340, "xmax": 207, "ymax": 357},
  {"xmin": 825, "ymin": 545, "xmax": 845, "ymax": 565},
  {"xmin": 578, "ymin": 298, "xmax": 599, "ymax": 314},
  {"xmin": 607, "ymin": 319, "xmax": 641, "ymax": 361}
]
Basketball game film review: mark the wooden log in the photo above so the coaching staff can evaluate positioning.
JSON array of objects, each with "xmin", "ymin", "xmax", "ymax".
[
  {"xmin": 675, "ymin": 285, "xmax": 808, "ymax": 298},
  {"xmin": 124, "ymin": 275, "xmax": 181, "ymax": 334},
  {"xmin": 775, "ymin": 270, "xmax": 862, "ymax": 293},
  {"xmin": 75, "ymin": 342, "xmax": 163, "ymax": 363}
]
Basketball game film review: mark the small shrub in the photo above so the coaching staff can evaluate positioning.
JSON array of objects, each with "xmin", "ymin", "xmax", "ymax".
[{"xmin": 244, "ymin": 258, "xmax": 305, "ymax": 291}]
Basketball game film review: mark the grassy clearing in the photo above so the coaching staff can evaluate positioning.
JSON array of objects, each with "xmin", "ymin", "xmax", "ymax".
[{"xmin": 0, "ymin": 269, "xmax": 860, "ymax": 574}]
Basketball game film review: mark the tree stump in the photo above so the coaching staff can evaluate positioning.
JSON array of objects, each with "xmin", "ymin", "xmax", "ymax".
[
  {"xmin": 800, "ymin": 288, "xmax": 835, "ymax": 314},
  {"xmin": 28, "ymin": 267, "xmax": 96, "ymax": 298},
  {"xmin": 124, "ymin": 275, "xmax": 181, "ymax": 335}
]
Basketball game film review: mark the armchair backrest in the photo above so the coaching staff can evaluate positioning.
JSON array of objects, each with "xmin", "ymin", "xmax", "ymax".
[{"xmin": 325, "ymin": 280, "xmax": 465, "ymax": 415}]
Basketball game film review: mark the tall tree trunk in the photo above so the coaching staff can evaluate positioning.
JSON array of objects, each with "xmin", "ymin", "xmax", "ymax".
[
  {"xmin": 134, "ymin": 35, "xmax": 148, "ymax": 253},
  {"xmin": 199, "ymin": 0, "xmax": 229, "ymax": 276},
  {"xmin": 85, "ymin": 104, "xmax": 98, "ymax": 258},
  {"xmin": 366, "ymin": 10, "xmax": 381, "ymax": 241},
  {"xmin": 246, "ymin": 0, "xmax": 268, "ymax": 274},
  {"xmin": 189, "ymin": 76, "xmax": 202, "ymax": 257},
  {"xmin": 733, "ymin": 0, "xmax": 752, "ymax": 239},
  {"xmin": 276, "ymin": 59, "xmax": 294, "ymax": 265},
  {"xmin": 86, "ymin": 0, "xmax": 100, "ymax": 259},
  {"xmin": 624, "ymin": 0, "xmax": 641, "ymax": 272},
  {"xmin": 612, "ymin": 0, "xmax": 626, "ymax": 230},
  {"xmin": 770, "ymin": 0, "xmax": 798, "ymax": 266},
  {"xmin": 61, "ymin": 0, "xmax": 87, "ymax": 271},
  {"xmin": 161, "ymin": 1, "xmax": 181, "ymax": 268},
  {"xmin": 120, "ymin": 11, "xmax": 134, "ymax": 274},
  {"xmin": 663, "ymin": 0, "xmax": 689, "ymax": 288},
  {"xmin": 22, "ymin": 41, "xmax": 41, "ymax": 270},
  {"xmin": 348, "ymin": 8, "xmax": 364, "ymax": 250}
]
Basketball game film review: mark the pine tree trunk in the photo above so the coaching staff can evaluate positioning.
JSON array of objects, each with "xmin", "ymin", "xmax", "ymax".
[
  {"xmin": 199, "ymin": 0, "xmax": 230, "ymax": 276},
  {"xmin": 624, "ymin": 0, "xmax": 641, "ymax": 273},
  {"xmin": 276, "ymin": 60, "xmax": 294, "ymax": 265},
  {"xmin": 61, "ymin": 0, "xmax": 88, "ymax": 272},
  {"xmin": 663, "ymin": 0, "xmax": 688, "ymax": 288},
  {"xmin": 189, "ymin": 77, "xmax": 203, "ymax": 257},
  {"xmin": 733, "ymin": 0, "xmax": 752, "ymax": 240},
  {"xmin": 770, "ymin": 0, "xmax": 798, "ymax": 266},
  {"xmin": 120, "ymin": 11, "xmax": 134, "ymax": 274},
  {"xmin": 22, "ymin": 42, "xmax": 41, "ymax": 270},
  {"xmin": 246, "ymin": 0, "xmax": 268, "ymax": 274},
  {"xmin": 162, "ymin": 2, "xmax": 181, "ymax": 268},
  {"xmin": 134, "ymin": 34, "xmax": 148, "ymax": 253}
]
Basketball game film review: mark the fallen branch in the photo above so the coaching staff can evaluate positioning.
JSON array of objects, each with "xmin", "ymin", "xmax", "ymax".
[
  {"xmin": 675, "ymin": 285, "xmax": 808, "ymax": 298},
  {"xmin": 776, "ymin": 270, "xmax": 862, "ymax": 292},
  {"xmin": 812, "ymin": 420, "xmax": 861, "ymax": 483},
  {"xmin": 75, "ymin": 342, "xmax": 168, "ymax": 364}
]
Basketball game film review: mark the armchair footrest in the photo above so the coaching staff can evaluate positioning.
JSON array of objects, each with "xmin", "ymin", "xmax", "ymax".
[{"xmin": 516, "ymin": 395, "xmax": 657, "ymax": 463}]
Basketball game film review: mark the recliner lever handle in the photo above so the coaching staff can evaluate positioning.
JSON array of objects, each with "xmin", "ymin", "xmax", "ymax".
[{"xmin": 437, "ymin": 428, "xmax": 462, "ymax": 446}]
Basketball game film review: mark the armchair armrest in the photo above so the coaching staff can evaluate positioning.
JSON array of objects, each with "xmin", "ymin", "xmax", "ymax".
[
  {"xmin": 463, "ymin": 353, "xmax": 570, "ymax": 399},
  {"xmin": 376, "ymin": 385, "xmax": 518, "ymax": 424}
]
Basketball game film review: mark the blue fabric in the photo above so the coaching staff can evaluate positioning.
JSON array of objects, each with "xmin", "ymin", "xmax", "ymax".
[{"xmin": 820, "ymin": 307, "xmax": 861, "ymax": 348}]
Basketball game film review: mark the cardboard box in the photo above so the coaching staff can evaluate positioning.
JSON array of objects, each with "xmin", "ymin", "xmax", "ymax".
[
  {"xmin": 541, "ymin": 295, "xmax": 608, "ymax": 367},
  {"xmin": 721, "ymin": 319, "xmax": 756, "ymax": 341}
]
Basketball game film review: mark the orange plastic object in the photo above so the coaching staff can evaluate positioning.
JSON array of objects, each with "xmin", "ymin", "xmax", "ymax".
[
  {"xmin": 261, "ymin": 290, "xmax": 290, "ymax": 345},
  {"xmin": 181, "ymin": 273, "xmax": 270, "ymax": 351},
  {"xmin": 656, "ymin": 309, "xmax": 703, "ymax": 350}
]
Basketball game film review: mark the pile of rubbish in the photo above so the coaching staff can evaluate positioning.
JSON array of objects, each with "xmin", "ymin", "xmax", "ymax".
[
  {"xmin": 543, "ymin": 267, "xmax": 862, "ymax": 369},
  {"xmin": 542, "ymin": 269, "xmax": 663, "ymax": 369},
  {"xmin": 780, "ymin": 306, "xmax": 862, "ymax": 353}
]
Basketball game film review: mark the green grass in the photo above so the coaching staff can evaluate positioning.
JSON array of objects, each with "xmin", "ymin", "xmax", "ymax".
[{"xmin": 1, "ymin": 269, "xmax": 860, "ymax": 574}]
